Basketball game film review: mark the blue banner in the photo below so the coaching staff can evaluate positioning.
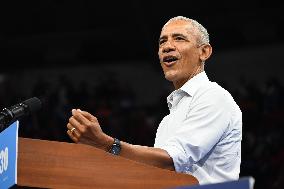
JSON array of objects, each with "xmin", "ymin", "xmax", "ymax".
[{"xmin": 0, "ymin": 121, "xmax": 19, "ymax": 189}]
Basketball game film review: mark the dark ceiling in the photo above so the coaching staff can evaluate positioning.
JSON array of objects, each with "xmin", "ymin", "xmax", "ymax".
[{"xmin": 1, "ymin": 0, "xmax": 283, "ymax": 71}]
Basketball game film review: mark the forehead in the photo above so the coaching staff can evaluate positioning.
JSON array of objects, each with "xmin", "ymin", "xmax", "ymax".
[{"xmin": 160, "ymin": 20, "xmax": 196, "ymax": 37}]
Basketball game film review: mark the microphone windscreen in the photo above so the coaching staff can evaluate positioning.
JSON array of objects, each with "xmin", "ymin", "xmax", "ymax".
[{"xmin": 23, "ymin": 97, "xmax": 42, "ymax": 113}]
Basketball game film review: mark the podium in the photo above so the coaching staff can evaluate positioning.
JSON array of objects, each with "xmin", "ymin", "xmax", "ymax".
[{"xmin": 17, "ymin": 137, "xmax": 198, "ymax": 189}]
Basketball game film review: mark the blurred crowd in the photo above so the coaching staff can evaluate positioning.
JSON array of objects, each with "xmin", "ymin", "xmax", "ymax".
[
  {"xmin": 0, "ymin": 72, "xmax": 283, "ymax": 189},
  {"xmin": 233, "ymin": 77, "xmax": 284, "ymax": 189}
]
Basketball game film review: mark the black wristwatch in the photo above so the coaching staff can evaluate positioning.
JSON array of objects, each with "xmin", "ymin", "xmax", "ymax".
[{"xmin": 109, "ymin": 138, "xmax": 121, "ymax": 155}]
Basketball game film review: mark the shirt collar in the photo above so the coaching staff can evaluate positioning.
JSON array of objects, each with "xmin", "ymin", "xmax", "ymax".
[
  {"xmin": 180, "ymin": 71, "xmax": 209, "ymax": 97},
  {"xmin": 167, "ymin": 71, "xmax": 209, "ymax": 109}
]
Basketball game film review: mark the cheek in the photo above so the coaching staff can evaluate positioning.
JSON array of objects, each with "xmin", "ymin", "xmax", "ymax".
[
  {"xmin": 158, "ymin": 50, "xmax": 163, "ymax": 62},
  {"xmin": 181, "ymin": 50, "xmax": 199, "ymax": 66}
]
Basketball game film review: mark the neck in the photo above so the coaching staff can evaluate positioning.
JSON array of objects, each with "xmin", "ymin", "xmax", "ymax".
[{"xmin": 173, "ymin": 64, "xmax": 204, "ymax": 89}]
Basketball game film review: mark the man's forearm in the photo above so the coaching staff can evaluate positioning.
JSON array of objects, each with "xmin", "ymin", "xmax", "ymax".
[
  {"xmin": 119, "ymin": 141, "xmax": 175, "ymax": 171},
  {"xmin": 68, "ymin": 110, "xmax": 175, "ymax": 171}
]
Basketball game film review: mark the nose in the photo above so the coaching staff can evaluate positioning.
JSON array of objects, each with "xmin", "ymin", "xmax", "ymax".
[{"xmin": 162, "ymin": 40, "xmax": 176, "ymax": 53}]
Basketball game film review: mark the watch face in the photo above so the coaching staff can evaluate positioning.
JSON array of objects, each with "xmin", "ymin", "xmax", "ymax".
[
  {"xmin": 111, "ymin": 145, "xmax": 121, "ymax": 155},
  {"xmin": 109, "ymin": 138, "xmax": 121, "ymax": 155}
]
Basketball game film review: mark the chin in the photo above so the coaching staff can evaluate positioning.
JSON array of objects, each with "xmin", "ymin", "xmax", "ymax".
[{"xmin": 164, "ymin": 71, "xmax": 178, "ymax": 82}]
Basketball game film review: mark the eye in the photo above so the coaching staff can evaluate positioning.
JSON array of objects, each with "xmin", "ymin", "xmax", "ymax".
[
  {"xmin": 159, "ymin": 39, "xmax": 166, "ymax": 45},
  {"xmin": 175, "ymin": 36, "xmax": 185, "ymax": 41}
]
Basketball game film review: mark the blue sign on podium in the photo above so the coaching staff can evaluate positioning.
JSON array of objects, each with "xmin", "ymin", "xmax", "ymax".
[{"xmin": 0, "ymin": 121, "xmax": 19, "ymax": 189}]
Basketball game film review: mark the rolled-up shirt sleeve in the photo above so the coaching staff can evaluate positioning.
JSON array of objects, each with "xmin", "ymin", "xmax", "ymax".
[{"xmin": 159, "ymin": 90, "xmax": 231, "ymax": 173}]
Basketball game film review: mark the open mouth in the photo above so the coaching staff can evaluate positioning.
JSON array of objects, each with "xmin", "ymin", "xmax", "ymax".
[{"xmin": 163, "ymin": 55, "xmax": 179, "ymax": 64}]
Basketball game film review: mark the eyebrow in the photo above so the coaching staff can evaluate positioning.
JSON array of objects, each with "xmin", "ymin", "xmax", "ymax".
[
  {"xmin": 172, "ymin": 33, "xmax": 188, "ymax": 39},
  {"xmin": 159, "ymin": 33, "xmax": 188, "ymax": 43}
]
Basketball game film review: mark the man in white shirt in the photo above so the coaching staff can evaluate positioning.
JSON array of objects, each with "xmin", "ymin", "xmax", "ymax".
[{"xmin": 66, "ymin": 16, "xmax": 242, "ymax": 184}]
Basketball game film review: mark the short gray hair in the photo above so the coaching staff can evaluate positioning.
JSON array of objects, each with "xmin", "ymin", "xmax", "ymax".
[{"xmin": 163, "ymin": 16, "xmax": 210, "ymax": 45}]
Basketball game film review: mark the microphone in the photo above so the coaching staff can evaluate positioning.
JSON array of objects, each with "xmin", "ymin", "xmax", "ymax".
[{"xmin": 0, "ymin": 97, "xmax": 42, "ymax": 132}]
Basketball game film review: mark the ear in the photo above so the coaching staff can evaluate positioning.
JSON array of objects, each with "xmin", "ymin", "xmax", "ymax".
[{"xmin": 199, "ymin": 44, "xmax": 212, "ymax": 62}]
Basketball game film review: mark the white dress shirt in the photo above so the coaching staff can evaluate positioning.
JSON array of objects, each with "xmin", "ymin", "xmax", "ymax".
[{"xmin": 154, "ymin": 71, "xmax": 242, "ymax": 184}]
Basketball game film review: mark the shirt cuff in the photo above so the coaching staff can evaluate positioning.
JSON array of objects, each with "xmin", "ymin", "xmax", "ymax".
[{"xmin": 159, "ymin": 144, "xmax": 188, "ymax": 173}]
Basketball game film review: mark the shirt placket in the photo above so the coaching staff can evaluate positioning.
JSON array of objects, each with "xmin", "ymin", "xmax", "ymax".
[{"xmin": 167, "ymin": 91, "xmax": 185, "ymax": 136}]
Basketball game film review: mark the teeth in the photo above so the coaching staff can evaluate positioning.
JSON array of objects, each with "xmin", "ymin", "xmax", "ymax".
[{"xmin": 164, "ymin": 56, "xmax": 177, "ymax": 62}]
